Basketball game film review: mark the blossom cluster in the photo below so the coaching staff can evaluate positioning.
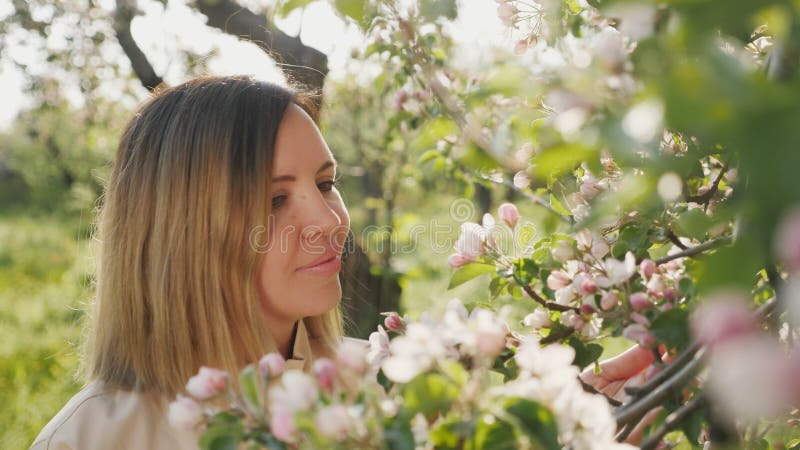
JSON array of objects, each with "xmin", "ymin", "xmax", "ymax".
[
  {"xmin": 170, "ymin": 302, "xmax": 634, "ymax": 450},
  {"xmin": 448, "ymin": 201, "xmax": 690, "ymax": 350}
]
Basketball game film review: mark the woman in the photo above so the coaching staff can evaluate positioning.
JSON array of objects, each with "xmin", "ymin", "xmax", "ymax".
[{"xmin": 32, "ymin": 75, "xmax": 351, "ymax": 449}]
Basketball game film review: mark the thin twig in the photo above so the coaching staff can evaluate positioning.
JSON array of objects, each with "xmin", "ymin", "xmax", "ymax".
[
  {"xmin": 540, "ymin": 326, "xmax": 575, "ymax": 344},
  {"xmin": 639, "ymin": 394, "xmax": 707, "ymax": 450},
  {"xmin": 625, "ymin": 342, "xmax": 701, "ymax": 397},
  {"xmin": 580, "ymin": 378, "xmax": 623, "ymax": 407},
  {"xmin": 615, "ymin": 422, "xmax": 634, "ymax": 443},
  {"xmin": 614, "ymin": 349, "xmax": 704, "ymax": 427},
  {"xmin": 654, "ymin": 236, "xmax": 732, "ymax": 265},
  {"xmin": 667, "ymin": 229, "xmax": 688, "ymax": 250},
  {"xmin": 686, "ymin": 164, "xmax": 728, "ymax": 204},
  {"xmin": 472, "ymin": 173, "xmax": 573, "ymax": 225},
  {"xmin": 522, "ymin": 284, "xmax": 579, "ymax": 313}
]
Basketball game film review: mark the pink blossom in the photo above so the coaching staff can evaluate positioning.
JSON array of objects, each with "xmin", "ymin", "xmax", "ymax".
[
  {"xmin": 185, "ymin": 366, "xmax": 228, "ymax": 400},
  {"xmin": 497, "ymin": 202, "xmax": 520, "ymax": 228},
  {"xmin": 580, "ymin": 297, "xmax": 596, "ymax": 315},
  {"xmin": 384, "ymin": 313, "xmax": 406, "ymax": 333},
  {"xmin": 630, "ymin": 312, "xmax": 651, "ymax": 327},
  {"xmin": 366, "ymin": 326, "xmax": 390, "ymax": 368},
  {"xmin": 523, "ymin": 309, "xmax": 552, "ymax": 328},
  {"xmin": 600, "ymin": 291, "xmax": 619, "ymax": 310},
  {"xmin": 337, "ymin": 340, "xmax": 367, "ymax": 374},
  {"xmin": 547, "ymin": 270, "xmax": 571, "ymax": 290},
  {"xmin": 315, "ymin": 405, "xmax": 352, "ymax": 440},
  {"xmin": 270, "ymin": 409, "xmax": 297, "ymax": 443},
  {"xmin": 577, "ymin": 275, "xmax": 597, "ymax": 295},
  {"xmin": 623, "ymin": 324, "xmax": 655, "ymax": 347},
  {"xmin": 455, "ymin": 223, "xmax": 486, "ymax": 260},
  {"xmin": 690, "ymin": 292, "xmax": 758, "ymax": 348},
  {"xmin": 168, "ymin": 395, "xmax": 204, "ymax": 430},
  {"xmin": 313, "ymin": 358, "xmax": 337, "ymax": 392},
  {"xmin": 514, "ymin": 39, "xmax": 529, "ymax": 55},
  {"xmin": 497, "ymin": 3, "xmax": 516, "ymax": 27},
  {"xmin": 591, "ymin": 239, "xmax": 610, "ymax": 259},
  {"xmin": 640, "ymin": 259, "xmax": 657, "ymax": 280},
  {"xmin": 475, "ymin": 310, "xmax": 508, "ymax": 357},
  {"xmin": 448, "ymin": 253, "xmax": 471, "ymax": 268},
  {"xmin": 629, "ymin": 292, "xmax": 651, "ymax": 310},
  {"xmin": 775, "ymin": 208, "xmax": 800, "ymax": 272},
  {"xmin": 575, "ymin": 229, "xmax": 593, "ymax": 251},
  {"xmin": 392, "ymin": 89, "xmax": 408, "ymax": 111},
  {"xmin": 259, "ymin": 353, "xmax": 286, "ymax": 378},
  {"xmin": 580, "ymin": 173, "xmax": 601, "ymax": 199}
]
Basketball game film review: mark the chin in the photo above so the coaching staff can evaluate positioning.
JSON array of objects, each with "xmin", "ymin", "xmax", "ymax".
[{"xmin": 304, "ymin": 283, "xmax": 342, "ymax": 317}]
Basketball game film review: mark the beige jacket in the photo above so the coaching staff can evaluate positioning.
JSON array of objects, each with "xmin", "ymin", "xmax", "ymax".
[{"xmin": 31, "ymin": 320, "xmax": 359, "ymax": 450}]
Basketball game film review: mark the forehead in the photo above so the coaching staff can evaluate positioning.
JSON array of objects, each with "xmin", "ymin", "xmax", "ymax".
[{"xmin": 271, "ymin": 104, "xmax": 335, "ymax": 173}]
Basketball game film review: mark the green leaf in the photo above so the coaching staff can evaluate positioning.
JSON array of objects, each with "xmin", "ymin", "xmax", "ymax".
[
  {"xmin": 567, "ymin": 337, "xmax": 603, "ymax": 370},
  {"xmin": 333, "ymin": 0, "xmax": 365, "ymax": 22},
  {"xmin": 199, "ymin": 414, "xmax": 243, "ymax": 450},
  {"xmin": 679, "ymin": 403, "xmax": 704, "ymax": 444},
  {"xmin": 533, "ymin": 144, "xmax": 598, "ymax": 179},
  {"xmin": 503, "ymin": 398, "xmax": 560, "ymax": 450},
  {"xmin": 693, "ymin": 240, "xmax": 764, "ymax": 294},
  {"xmin": 549, "ymin": 193, "xmax": 572, "ymax": 217},
  {"xmin": 563, "ymin": 0, "xmax": 583, "ymax": 14},
  {"xmin": 385, "ymin": 417, "xmax": 415, "ymax": 450},
  {"xmin": 448, "ymin": 263, "xmax": 496, "ymax": 289},
  {"xmin": 277, "ymin": 0, "xmax": 315, "ymax": 17},
  {"xmin": 402, "ymin": 373, "xmax": 460, "ymax": 419},
  {"xmin": 419, "ymin": 0, "xmax": 457, "ymax": 21},
  {"xmin": 418, "ymin": 149, "xmax": 440, "ymax": 165},
  {"xmin": 650, "ymin": 308, "xmax": 690, "ymax": 350},
  {"xmin": 511, "ymin": 258, "xmax": 538, "ymax": 286},
  {"xmin": 239, "ymin": 364, "xmax": 261, "ymax": 413},
  {"xmin": 469, "ymin": 415, "xmax": 516, "ymax": 450},
  {"xmin": 787, "ymin": 437, "xmax": 800, "ymax": 449},
  {"xmin": 489, "ymin": 276, "xmax": 509, "ymax": 299},
  {"xmin": 674, "ymin": 209, "xmax": 714, "ymax": 240},
  {"xmin": 440, "ymin": 360, "xmax": 469, "ymax": 386}
]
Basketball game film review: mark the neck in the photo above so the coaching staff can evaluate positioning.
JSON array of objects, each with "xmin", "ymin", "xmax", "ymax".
[{"xmin": 271, "ymin": 320, "xmax": 298, "ymax": 359}]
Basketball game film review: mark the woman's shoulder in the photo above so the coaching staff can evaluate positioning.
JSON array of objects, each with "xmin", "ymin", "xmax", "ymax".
[{"xmin": 30, "ymin": 382, "xmax": 198, "ymax": 450}]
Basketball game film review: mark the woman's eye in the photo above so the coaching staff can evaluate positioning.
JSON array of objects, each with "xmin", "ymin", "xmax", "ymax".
[
  {"xmin": 318, "ymin": 180, "xmax": 336, "ymax": 192},
  {"xmin": 271, "ymin": 195, "xmax": 287, "ymax": 210}
]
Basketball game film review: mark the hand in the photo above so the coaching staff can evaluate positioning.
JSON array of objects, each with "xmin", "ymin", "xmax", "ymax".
[{"xmin": 580, "ymin": 344, "xmax": 662, "ymax": 444}]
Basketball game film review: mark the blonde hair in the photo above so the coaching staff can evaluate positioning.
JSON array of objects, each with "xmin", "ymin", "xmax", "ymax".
[{"xmin": 84, "ymin": 75, "xmax": 342, "ymax": 396}]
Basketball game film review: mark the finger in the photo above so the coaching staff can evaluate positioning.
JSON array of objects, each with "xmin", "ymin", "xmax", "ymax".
[
  {"xmin": 625, "ymin": 406, "xmax": 662, "ymax": 445},
  {"xmin": 598, "ymin": 344, "xmax": 655, "ymax": 381}
]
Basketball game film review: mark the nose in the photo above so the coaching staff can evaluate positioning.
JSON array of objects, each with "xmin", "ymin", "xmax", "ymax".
[{"xmin": 297, "ymin": 190, "xmax": 345, "ymax": 250}]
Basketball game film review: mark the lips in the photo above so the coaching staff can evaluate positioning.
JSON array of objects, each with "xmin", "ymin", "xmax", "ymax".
[{"xmin": 296, "ymin": 249, "xmax": 343, "ymax": 276}]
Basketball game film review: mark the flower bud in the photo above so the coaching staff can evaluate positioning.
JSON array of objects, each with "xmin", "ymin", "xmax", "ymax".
[
  {"xmin": 497, "ymin": 3, "xmax": 516, "ymax": 27},
  {"xmin": 640, "ymin": 259, "xmax": 657, "ymax": 280},
  {"xmin": 185, "ymin": 367, "xmax": 228, "ymax": 400},
  {"xmin": 497, "ymin": 203, "xmax": 520, "ymax": 228},
  {"xmin": 630, "ymin": 311, "xmax": 651, "ymax": 327},
  {"xmin": 578, "ymin": 276, "xmax": 597, "ymax": 295},
  {"xmin": 623, "ymin": 324, "xmax": 655, "ymax": 347},
  {"xmin": 312, "ymin": 358, "xmax": 337, "ymax": 392},
  {"xmin": 600, "ymin": 291, "xmax": 619, "ymax": 310},
  {"xmin": 383, "ymin": 313, "xmax": 406, "ymax": 333},
  {"xmin": 630, "ymin": 292, "xmax": 651, "ymax": 310},
  {"xmin": 259, "ymin": 353, "xmax": 286, "ymax": 378},
  {"xmin": 448, "ymin": 253, "xmax": 471, "ymax": 268},
  {"xmin": 690, "ymin": 292, "xmax": 758, "ymax": 348}
]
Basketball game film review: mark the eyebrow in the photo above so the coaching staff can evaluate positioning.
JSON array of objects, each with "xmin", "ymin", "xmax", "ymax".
[{"xmin": 271, "ymin": 160, "xmax": 337, "ymax": 183}]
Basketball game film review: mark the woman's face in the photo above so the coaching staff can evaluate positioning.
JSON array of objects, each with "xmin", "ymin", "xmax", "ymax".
[{"xmin": 257, "ymin": 104, "xmax": 350, "ymax": 326}]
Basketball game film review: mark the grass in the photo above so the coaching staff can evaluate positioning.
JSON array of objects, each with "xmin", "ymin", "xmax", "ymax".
[{"xmin": 0, "ymin": 209, "xmax": 92, "ymax": 448}]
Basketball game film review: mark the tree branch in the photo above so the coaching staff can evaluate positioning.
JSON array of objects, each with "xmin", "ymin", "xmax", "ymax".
[
  {"xmin": 193, "ymin": 0, "xmax": 328, "ymax": 110},
  {"xmin": 654, "ymin": 236, "xmax": 732, "ymax": 266},
  {"xmin": 114, "ymin": 0, "xmax": 164, "ymax": 92},
  {"xmin": 522, "ymin": 284, "xmax": 579, "ymax": 313},
  {"xmin": 639, "ymin": 394, "xmax": 706, "ymax": 450}
]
